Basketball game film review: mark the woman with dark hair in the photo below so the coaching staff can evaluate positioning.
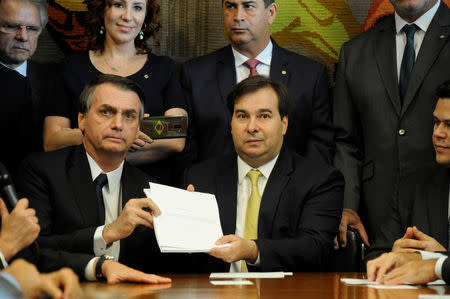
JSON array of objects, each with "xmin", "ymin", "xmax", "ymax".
[{"xmin": 44, "ymin": 0, "xmax": 187, "ymax": 185}]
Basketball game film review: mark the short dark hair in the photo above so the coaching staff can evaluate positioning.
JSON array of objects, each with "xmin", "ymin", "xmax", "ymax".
[
  {"xmin": 79, "ymin": 74, "xmax": 145, "ymax": 122},
  {"xmin": 437, "ymin": 80, "xmax": 450, "ymax": 99},
  {"xmin": 227, "ymin": 76, "xmax": 291, "ymax": 118},
  {"xmin": 83, "ymin": 0, "xmax": 160, "ymax": 54},
  {"xmin": 222, "ymin": 0, "xmax": 274, "ymax": 8}
]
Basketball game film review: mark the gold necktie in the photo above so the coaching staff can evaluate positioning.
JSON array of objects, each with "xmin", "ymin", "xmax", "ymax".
[{"xmin": 241, "ymin": 170, "xmax": 262, "ymax": 272}]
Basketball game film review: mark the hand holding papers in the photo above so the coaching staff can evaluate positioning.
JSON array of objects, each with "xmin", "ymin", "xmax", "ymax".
[{"xmin": 144, "ymin": 183, "xmax": 228, "ymax": 253}]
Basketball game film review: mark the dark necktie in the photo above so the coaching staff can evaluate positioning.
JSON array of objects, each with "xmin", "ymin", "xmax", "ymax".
[
  {"xmin": 399, "ymin": 24, "xmax": 419, "ymax": 104},
  {"xmin": 244, "ymin": 59, "xmax": 260, "ymax": 77},
  {"xmin": 94, "ymin": 173, "xmax": 108, "ymax": 225}
]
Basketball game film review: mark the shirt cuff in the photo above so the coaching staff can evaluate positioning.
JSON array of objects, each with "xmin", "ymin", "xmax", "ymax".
[
  {"xmin": 0, "ymin": 250, "xmax": 9, "ymax": 269},
  {"xmin": 0, "ymin": 272, "xmax": 22, "ymax": 291},
  {"xmin": 84, "ymin": 257, "xmax": 99, "ymax": 281},
  {"xmin": 247, "ymin": 252, "xmax": 261, "ymax": 266},
  {"xmin": 435, "ymin": 256, "xmax": 447, "ymax": 279},
  {"xmin": 418, "ymin": 250, "xmax": 446, "ymax": 260},
  {"xmin": 93, "ymin": 225, "xmax": 112, "ymax": 256}
]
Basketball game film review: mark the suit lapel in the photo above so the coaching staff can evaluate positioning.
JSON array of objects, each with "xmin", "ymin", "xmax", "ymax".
[
  {"xmin": 403, "ymin": 3, "xmax": 450, "ymax": 112},
  {"xmin": 270, "ymin": 40, "xmax": 289, "ymax": 87},
  {"xmin": 68, "ymin": 145, "xmax": 100, "ymax": 225},
  {"xmin": 258, "ymin": 148, "xmax": 293, "ymax": 237},
  {"xmin": 217, "ymin": 46, "xmax": 237, "ymax": 124},
  {"xmin": 121, "ymin": 162, "xmax": 145, "ymax": 208},
  {"xmin": 216, "ymin": 155, "xmax": 238, "ymax": 235},
  {"xmin": 374, "ymin": 17, "xmax": 402, "ymax": 116}
]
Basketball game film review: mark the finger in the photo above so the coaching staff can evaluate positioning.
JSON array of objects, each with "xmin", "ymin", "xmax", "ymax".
[
  {"xmin": 411, "ymin": 226, "xmax": 430, "ymax": 241},
  {"xmin": 187, "ymin": 184, "xmax": 195, "ymax": 192},
  {"xmin": 130, "ymin": 143, "xmax": 140, "ymax": 150},
  {"xmin": 133, "ymin": 198, "xmax": 161, "ymax": 216},
  {"xmin": 15, "ymin": 198, "xmax": 29, "ymax": 210},
  {"xmin": 366, "ymin": 260, "xmax": 379, "ymax": 282},
  {"xmin": 138, "ymin": 131, "xmax": 152, "ymax": 143},
  {"xmin": 57, "ymin": 269, "xmax": 80, "ymax": 299},
  {"xmin": 375, "ymin": 258, "xmax": 395, "ymax": 283},
  {"xmin": 382, "ymin": 267, "xmax": 407, "ymax": 285},
  {"xmin": 339, "ymin": 222, "xmax": 348, "ymax": 247},
  {"xmin": 136, "ymin": 210, "xmax": 155, "ymax": 229},
  {"xmin": 40, "ymin": 276, "xmax": 63, "ymax": 299},
  {"xmin": 350, "ymin": 223, "xmax": 370, "ymax": 247},
  {"xmin": 333, "ymin": 236, "xmax": 339, "ymax": 250},
  {"xmin": 215, "ymin": 235, "xmax": 237, "ymax": 245},
  {"xmin": 402, "ymin": 227, "xmax": 414, "ymax": 239},
  {"xmin": 134, "ymin": 139, "xmax": 146, "ymax": 148},
  {"xmin": 143, "ymin": 113, "xmax": 150, "ymax": 119},
  {"xmin": 394, "ymin": 239, "xmax": 426, "ymax": 251},
  {"xmin": 0, "ymin": 198, "xmax": 9, "ymax": 218}
]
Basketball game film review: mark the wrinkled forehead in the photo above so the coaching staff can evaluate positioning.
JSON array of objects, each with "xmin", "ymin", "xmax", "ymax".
[{"xmin": 0, "ymin": 0, "xmax": 41, "ymax": 26}]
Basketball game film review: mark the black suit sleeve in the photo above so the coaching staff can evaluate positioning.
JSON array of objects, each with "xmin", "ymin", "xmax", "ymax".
[
  {"xmin": 333, "ymin": 44, "xmax": 364, "ymax": 212},
  {"xmin": 303, "ymin": 64, "xmax": 334, "ymax": 165},
  {"xmin": 17, "ymin": 157, "xmax": 96, "ymax": 254}
]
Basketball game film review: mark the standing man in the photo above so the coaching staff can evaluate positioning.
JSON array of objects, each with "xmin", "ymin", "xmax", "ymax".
[
  {"xmin": 184, "ymin": 76, "xmax": 343, "ymax": 272},
  {"xmin": 17, "ymin": 75, "xmax": 173, "ymax": 283},
  {"xmin": 334, "ymin": 0, "xmax": 450, "ymax": 246},
  {"xmin": 0, "ymin": 0, "xmax": 57, "ymax": 173},
  {"xmin": 181, "ymin": 0, "xmax": 333, "ymax": 167}
]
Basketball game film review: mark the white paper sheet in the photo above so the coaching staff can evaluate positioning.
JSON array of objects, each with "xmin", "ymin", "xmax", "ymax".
[
  {"xmin": 210, "ymin": 272, "xmax": 289, "ymax": 279},
  {"xmin": 144, "ymin": 183, "xmax": 225, "ymax": 253},
  {"xmin": 340, "ymin": 278, "xmax": 446, "ymax": 287},
  {"xmin": 210, "ymin": 280, "xmax": 253, "ymax": 285}
]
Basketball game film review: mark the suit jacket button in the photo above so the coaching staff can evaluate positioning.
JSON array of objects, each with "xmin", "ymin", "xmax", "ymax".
[{"xmin": 398, "ymin": 129, "xmax": 406, "ymax": 136}]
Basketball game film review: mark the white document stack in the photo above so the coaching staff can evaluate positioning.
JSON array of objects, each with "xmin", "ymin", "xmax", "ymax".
[{"xmin": 144, "ymin": 182, "xmax": 226, "ymax": 253}]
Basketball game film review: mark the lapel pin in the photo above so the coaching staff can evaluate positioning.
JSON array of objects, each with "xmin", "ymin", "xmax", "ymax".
[
  {"xmin": 144, "ymin": 74, "xmax": 149, "ymax": 79},
  {"xmin": 440, "ymin": 35, "xmax": 445, "ymax": 39},
  {"xmin": 282, "ymin": 70, "xmax": 287, "ymax": 75}
]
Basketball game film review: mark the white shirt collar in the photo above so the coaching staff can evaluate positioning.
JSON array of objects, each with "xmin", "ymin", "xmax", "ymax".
[
  {"xmin": 237, "ymin": 153, "xmax": 279, "ymax": 184},
  {"xmin": 232, "ymin": 40, "xmax": 273, "ymax": 68},
  {"xmin": 86, "ymin": 151, "xmax": 124, "ymax": 193},
  {"xmin": 395, "ymin": 0, "xmax": 440, "ymax": 33},
  {"xmin": 0, "ymin": 60, "xmax": 27, "ymax": 77}
]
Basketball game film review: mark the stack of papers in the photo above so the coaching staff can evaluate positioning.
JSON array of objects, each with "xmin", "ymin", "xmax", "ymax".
[{"xmin": 144, "ymin": 183, "xmax": 228, "ymax": 253}]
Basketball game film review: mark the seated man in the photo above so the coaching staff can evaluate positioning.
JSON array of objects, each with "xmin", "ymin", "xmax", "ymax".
[
  {"xmin": 184, "ymin": 76, "xmax": 343, "ymax": 272},
  {"xmin": 17, "ymin": 74, "xmax": 172, "ymax": 282},
  {"xmin": 366, "ymin": 80, "xmax": 450, "ymax": 284}
]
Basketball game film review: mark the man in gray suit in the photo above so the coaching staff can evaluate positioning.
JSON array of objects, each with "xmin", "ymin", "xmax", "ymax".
[{"xmin": 334, "ymin": 0, "xmax": 450, "ymax": 247}]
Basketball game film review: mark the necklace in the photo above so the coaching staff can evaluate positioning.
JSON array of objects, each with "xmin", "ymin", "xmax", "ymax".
[{"xmin": 103, "ymin": 55, "xmax": 119, "ymax": 72}]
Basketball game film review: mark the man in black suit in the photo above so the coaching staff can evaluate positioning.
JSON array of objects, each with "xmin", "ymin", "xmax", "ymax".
[
  {"xmin": 366, "ymin": 80, "xmax": 450, "ymax": 284},
  {"xmin": 181, "ymin": 0, "xmax": 333, "ymax": 168},
  {"xmin": 184, "ymin": 76, "xmax": 343, "ymax": 272},
  {"xmin": 17, "ymin": 75, "xmax": 171, "ymax": 284},
  {"xmin": 0, "ymin": 0, "xmax": 57, "ymax": 173},
  {"xmin": 333, "ymin": 0, "xmax": 450, "ymax": 247}
]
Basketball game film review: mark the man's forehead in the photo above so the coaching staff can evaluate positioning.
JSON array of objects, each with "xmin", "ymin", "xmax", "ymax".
[
  {"xmin": 0, "ymin": 0, "xmax": 40, "ymax": 25},
  {"xmin": 92, "ymin": 83, "xmax": 141, "ymax": 108},
  {"xmin": 224, "ymin": 0, "xmax": 262, "ymax": 5}
]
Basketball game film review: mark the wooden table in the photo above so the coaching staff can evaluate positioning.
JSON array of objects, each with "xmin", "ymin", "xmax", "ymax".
[{"xmin": 81, "ymin": 273, "xmax": 450, "ymax": 298}]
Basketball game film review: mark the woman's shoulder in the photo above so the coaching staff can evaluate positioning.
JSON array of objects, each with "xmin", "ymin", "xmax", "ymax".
[
  {"xmin": 146, "ymin": 52, "xmax": 177, "ymax": 68},
  {"xmin": 63, "ymin": 52, "xmax": 93, "ymax": 72}
]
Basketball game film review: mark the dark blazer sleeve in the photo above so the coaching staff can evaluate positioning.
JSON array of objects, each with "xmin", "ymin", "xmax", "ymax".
[
  {"xmin": 333, "ymin": 43, "xmax": 363, "ymax": 212},
  {"xmin": 254, "ymin": 166, "xmax": 343, "ymax": 271},
  {"xmin": 17, "ymin": 156, "xmax": 96, "ymax": 254}
]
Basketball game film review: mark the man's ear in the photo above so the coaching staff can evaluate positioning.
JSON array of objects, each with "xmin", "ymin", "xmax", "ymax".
[
  {"xmin": 267, "ymin": 2, "xmax": 278, "ymax": 25},
  {"xmin": 281, "ymin": 115, "xmax": 288, "ymax": 135},
  {"xmin": 78, "ymin": 112, "xmax": 86, "ymax": 134}
]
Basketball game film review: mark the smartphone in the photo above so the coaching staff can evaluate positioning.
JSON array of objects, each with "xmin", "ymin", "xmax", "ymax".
[{"xmin": 141, "ymin": 115, "xmax": 187, "ymax": 139}]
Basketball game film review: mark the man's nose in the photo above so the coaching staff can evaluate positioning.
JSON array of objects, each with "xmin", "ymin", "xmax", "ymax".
[{"xmin": 15, "ymin": 27, "xmax": 29, "ymax": 41}]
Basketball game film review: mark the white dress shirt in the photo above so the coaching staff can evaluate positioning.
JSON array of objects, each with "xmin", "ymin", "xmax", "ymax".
[
  {"xmin": 232, "ymin": 40, "xmax": 273, "ymax": 83},
  {"xmin": 84, "ymin": 152, "xmax": 124, "ymax": 280},
  {"xmin": 230, "ymin": 154, "xmax": 279, "ymax": 272},
  {"xmin": 394, "ymin": 0, "xmax": 440, "ymax": 81},
  {"xmin": 0, "ymin": 60, "xmax": 27, "ymax": 77}
]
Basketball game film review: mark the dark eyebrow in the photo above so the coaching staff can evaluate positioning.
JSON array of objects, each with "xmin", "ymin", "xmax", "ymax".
[
  {"xmin": 99, "ymin": 104, "xmax": 116, "ymax": 112},
  {"xmin": 234, "ymin": 109, "xmax": 248, "ymax": 114},
  {"xmin": 123, "ymin": 109, "xmax": 137, "ymax": 115},
  {"xmin": 258, "ymin": 108, "xmax": 273, "ymax": 113}
]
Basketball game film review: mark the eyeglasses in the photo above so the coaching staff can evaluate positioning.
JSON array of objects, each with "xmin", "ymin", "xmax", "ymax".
[{"xmin": 0, "ymin": 22, "xmax": 41, "ymax": 36}]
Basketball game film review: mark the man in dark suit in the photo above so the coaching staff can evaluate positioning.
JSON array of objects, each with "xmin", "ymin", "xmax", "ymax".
[
  {"xmin": 333, "ymin": 0, "xmax": 450, "ymax": 247},
  {"xmin": 17, "ymin": 75, "xmax": 172, "ymax": 284},
  {"xmin": 184, "ymin": 76, "xmax": 343, "ymax": 272},
  {"xmin": 0, "ymin": 0, "xmax": 57, "ymax": 172},
  {"xmin": 181, "ymin": 0, "xmax": 333, "ymax": 168},
  {"xmin": 365, "ymin": 81, "xmax": 450, "ymax": 284}
]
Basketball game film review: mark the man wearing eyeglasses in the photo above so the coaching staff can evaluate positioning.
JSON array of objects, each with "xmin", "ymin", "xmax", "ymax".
[{"xmin": 0, "ymin": 0, "xmax": 53, "ymax": 178}]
